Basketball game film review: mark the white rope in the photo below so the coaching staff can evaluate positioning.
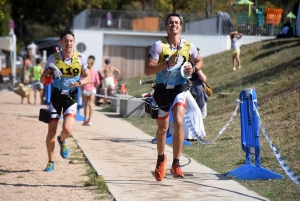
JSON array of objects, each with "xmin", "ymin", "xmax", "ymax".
[
  {"xmin": 183, "ymin": 98, "xmax": 241, "ymax": 144},
  {"xmin": 253, "ymin": 103, "xmax": 300, "ymax": 186},
  {"xmin": 95, "ymin": 93, "xmax": 142, "ymax": 100}
]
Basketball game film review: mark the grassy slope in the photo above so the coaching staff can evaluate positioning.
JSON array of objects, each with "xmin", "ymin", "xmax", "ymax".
[{"xmin": 124, "ymin": 38, "xmax": 300, "ymax": 201}]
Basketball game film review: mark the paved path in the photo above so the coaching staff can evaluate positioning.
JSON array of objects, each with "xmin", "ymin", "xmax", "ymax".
[
  {"xmin": 0, "ymin": 90, "xmax": 268, "ymax": 201},
  {"xmin": 72, "ymin": 107, "xmax": 268, "ymax": 201}
]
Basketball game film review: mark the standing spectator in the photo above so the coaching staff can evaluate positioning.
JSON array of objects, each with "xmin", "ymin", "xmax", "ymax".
[
  {"xmin": 40, "ymin": 30, "xmax": 91, "ymax": 172},
  {"xmin": 99, "ymin": 58, "xmax": 120, "ymax": 104},
  {"xmin": 230, "ymin": 31, "xmax": 243, "ymax": 71},
  {"xmin": 32, "ymin": 58, "xmax": 44, "ymax": 105},
  {"xmin": 145, "ymin": 13, "xmax": 204, "ymax": 181},
  {"xmin": 21, "ymin": 52, "xmax": 33, "ymax": 104},
  {"xmin": 81, "ymin": 55, "xmax": 100, "ymax": 126}
]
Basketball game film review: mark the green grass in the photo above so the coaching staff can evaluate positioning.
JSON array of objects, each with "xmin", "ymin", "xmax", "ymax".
[
  {"xmin": 69, "ymin": 149, "xmax": 85, "ymax": 163},
  {"xmin": 123, "ymin": 38, "xmax": 300, "ymax": 201},
  {"xmin": 81, "ymin": 164, "xmax": 111, "ymax": 200},
  {"xmin": 70, "ymin": 139, "xmax": 112, "ymax": 200}
]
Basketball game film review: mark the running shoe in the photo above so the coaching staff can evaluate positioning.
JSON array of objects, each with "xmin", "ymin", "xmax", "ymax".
[
  {"xmin": 57, "ymin": 135, "xmax": 69, "ymax": 159},
  {"xmin": 170, "ymin": 163, "xmax": 185, "ymax": 178},
  {"xmin": 154, "ymin": 154, "xmax": 167, "ymax": 181},
  {"xmin": 44, "ymin": 162, "xmax": 54, "ymax": 172}
]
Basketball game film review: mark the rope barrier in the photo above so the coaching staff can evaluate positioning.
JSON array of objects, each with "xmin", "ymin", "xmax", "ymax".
[
  {"xmin": 253, "ymin": 103, "xmax": 300, "ymax": 186},
  {"xmin": 185, "ymin": 95, "xmax": 299, "ymax": 184},
  {"xmin": 94, "ymin": 93, "xmax": 142, "ymax": 100},
  {"xmin": 183, "ymin": 98, "xmax": 241, "ymax": 145}
]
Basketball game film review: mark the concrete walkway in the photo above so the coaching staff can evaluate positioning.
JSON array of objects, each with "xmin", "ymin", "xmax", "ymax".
[{"xmin": 72, "ymin": 108, "xmax": 268, "ymax": 201}]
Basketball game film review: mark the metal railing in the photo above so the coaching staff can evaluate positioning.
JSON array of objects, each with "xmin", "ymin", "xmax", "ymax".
[
  {"xmin": 73, "ymin": 9, "xmax": 290, "ymax": 36},
  {"xmin": 76, "ymin": 9, "xmax": 210, "ymax": 33},
  {"xmin": 234, "ymin": 14, "xmax": 286, "ymax": 36}
]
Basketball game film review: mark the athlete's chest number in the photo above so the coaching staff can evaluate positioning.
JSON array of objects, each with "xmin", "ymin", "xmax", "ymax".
[{"xmin": 59, "ymin": 67, "xmax": 80, "ymax": 76}]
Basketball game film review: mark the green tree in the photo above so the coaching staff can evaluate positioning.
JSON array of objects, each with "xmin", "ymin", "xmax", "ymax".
[
  {"xmin": 8, "ymin": 0, "xmax": 87, "ymax": 43},
  {"xmin": 0, "ymin": 0, "xmax": 10, "ymax": 36},
  {"xmin": 0, "ymin": 0, "xmax": 5, "ymax": 20}
]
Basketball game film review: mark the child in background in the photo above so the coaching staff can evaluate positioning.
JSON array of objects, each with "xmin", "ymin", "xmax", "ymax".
[
  {"xmin": 230, "ymin": 31, "xmax": 243, "ymax": 71},
  {"xmin": 81, "ymin": 55, "xmax": 100, "ymax": 126}
]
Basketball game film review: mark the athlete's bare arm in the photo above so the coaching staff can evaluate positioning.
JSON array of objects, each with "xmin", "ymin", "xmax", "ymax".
[
  {"xmin": 145, "ymin": 54, "xmax": 178, "ymax": 76},
  {"xmin": 194, "ymin": 54, "xmax": 204, "ymax": 71},
  {"xmin": 79, "ymin": 68, "xmax": 91, "ymax": 86}
]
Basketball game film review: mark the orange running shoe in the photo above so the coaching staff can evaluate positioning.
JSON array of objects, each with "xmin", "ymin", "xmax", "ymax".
[
  {"xmin": 170, "ymin": 163, "xmax": 185, "ymax": 178},
  {"xmin": 154, "ymin": 154, "xmax": 167, "ymax": 181}
]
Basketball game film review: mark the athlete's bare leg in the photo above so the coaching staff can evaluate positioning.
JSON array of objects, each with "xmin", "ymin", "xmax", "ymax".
[
  {"xmin": 46, "ymin": 120, "xmax": 59, "ymax": 161},
  {"xmin": 172, "ymin": 105, "xmax": 185, "ymax": 159},
  {"xmin": 156, "ymin": 117, "xmax": 169, "ymax": 155}
]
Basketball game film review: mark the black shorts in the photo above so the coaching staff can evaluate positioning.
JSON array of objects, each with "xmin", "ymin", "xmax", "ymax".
[
  {"xmin": 49, "ymin": 87, "xmax": 78, "ymax": 119},
  {"xmin": 153, "ymin": 84, "xmax": 189, "ymax": 112}
]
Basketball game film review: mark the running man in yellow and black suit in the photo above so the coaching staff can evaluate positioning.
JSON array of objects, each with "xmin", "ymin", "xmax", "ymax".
[
  {"xmin": 145, "ymin": 13, "xmax": 204, "ymax": 181},
  {"xmin": 40, "ymin": 30, "xmax": 91, "ymax": 172}
]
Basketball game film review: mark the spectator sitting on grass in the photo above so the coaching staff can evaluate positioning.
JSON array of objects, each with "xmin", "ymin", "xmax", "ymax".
[{"xmin": 277, "ymin": 22, "xmax": 294, "ymax": 38}]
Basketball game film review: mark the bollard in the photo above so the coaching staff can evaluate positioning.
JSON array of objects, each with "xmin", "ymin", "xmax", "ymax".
[
  {"xmin": 151, "ymin": 109, "xmax": 192, "ymax": 146},
  {"xmin": 45, "ymin": 83, "xmax": 51, "ymax": 105},
  {"xmin": 75, "ymin": 87, "xmax": 84, "ymax": 121},
  {"xmin": 226, "ymin": 88, "xmax": 283, "ymax": 180}
]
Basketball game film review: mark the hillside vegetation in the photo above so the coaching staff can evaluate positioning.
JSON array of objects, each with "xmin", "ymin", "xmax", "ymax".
[{"xmin": 124, "ymin": 38, "xmax": 300, "ymax": 201}]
